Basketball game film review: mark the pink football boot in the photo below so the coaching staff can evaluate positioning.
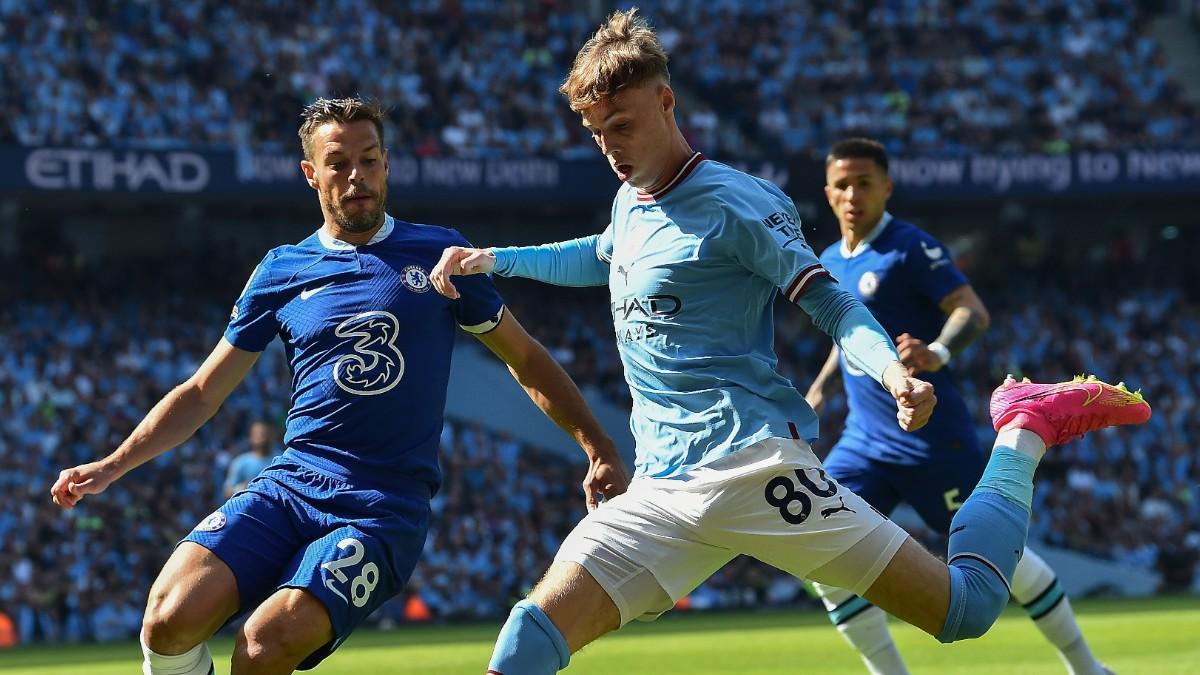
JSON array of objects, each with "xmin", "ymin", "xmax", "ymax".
[{"xmin": 990, "ymin": 375, "xmax": 1152, "ymax": 447}]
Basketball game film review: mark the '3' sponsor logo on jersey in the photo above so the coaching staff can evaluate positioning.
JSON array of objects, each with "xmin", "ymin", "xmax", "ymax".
[{"xmin": 332, "ymin": 311, "xmax": 405, "ymax": 395}]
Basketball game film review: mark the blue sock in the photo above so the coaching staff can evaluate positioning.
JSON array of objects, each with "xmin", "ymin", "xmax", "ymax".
[
  {"xmin": 487, "ymin": 600, "xmax": 570, "ymax": 675},
  {"xmin": 938, "ymin": 448, "xmax": 1035, "ymax": 643}
]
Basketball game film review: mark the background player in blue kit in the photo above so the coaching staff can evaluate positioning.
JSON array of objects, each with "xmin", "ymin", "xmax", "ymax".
[
  {"xmin": 430, "ymin": 11, "xmax": 1150, "ymax": 675},
  {"xmin": 806, "ymin": 138, "xmax": 1109, "ymax": 675},
  {"xmin": 50, "ymin": 97, "xmax": 627, "ymax": 675}
]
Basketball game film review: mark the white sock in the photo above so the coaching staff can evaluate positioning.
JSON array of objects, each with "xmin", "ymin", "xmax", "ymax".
[
  {"xmin": 1012, "ymin": 548, "xmax": 1105, "ymax": 675},
  {"xmin": 141, "ymin": 632, "xmax": 215, "ymax": 675},
  {"xmin": 813, "ymin": 582, "xmax": 909, "ymax": 675},
  {"xmin": 996, "ymin": 428, "xmax": 1046, "ymax": 462}
]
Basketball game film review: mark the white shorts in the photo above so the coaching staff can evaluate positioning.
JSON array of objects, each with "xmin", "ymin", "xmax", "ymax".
[{"xmin": 554, "ymin": 437, "xmax": 909, "ymax": 625}]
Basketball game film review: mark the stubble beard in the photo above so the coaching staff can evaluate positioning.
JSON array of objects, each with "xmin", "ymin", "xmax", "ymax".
[{"xmin": 329, "ymin": 190, "xmax": 386, "ymax": 234}]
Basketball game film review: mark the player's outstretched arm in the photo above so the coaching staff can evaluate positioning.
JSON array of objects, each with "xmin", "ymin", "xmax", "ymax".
[
  {"xmin": 431, "ymin": 235, "xmax": 609, "ymax": 299},
  {"xmin": 897, "ymin": 284, "xmax": 990, "ymax": 374},
  {"xmin": 51, "ymin": 337, "xmax": 259, "ymax": 509},
  {"xmin": 473, "ymin": 309, "xmax": 629, "ymax": 510},
  {"xmin": 796, "ymin": 278, "xmax": 935, "ymax": 431},
  {"xmin": 804, "ymin": 345, "xmax": 843, "ymax": 415}
]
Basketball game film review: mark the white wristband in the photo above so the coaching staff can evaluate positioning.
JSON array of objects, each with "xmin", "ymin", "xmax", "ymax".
[{"xmin": 928, "ymin": 341, "xmax": 951, "ymax": 366}]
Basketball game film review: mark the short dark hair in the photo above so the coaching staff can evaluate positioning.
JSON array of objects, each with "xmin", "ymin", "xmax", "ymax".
[
  {"xmin": 298, "ymin": 97, "xmax": 387, "ymax": 160},
  {"xmin": 826, "ymin": 138, "xmax": 889, "ymax": 173}
]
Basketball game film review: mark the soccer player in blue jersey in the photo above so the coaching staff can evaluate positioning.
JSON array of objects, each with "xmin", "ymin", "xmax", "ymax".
[
  {"xmin": 49, "ymin": 97, "xmax": 627, "ymax": 674},
  {"xmin": 429, "ymin": 11, "xmax": 1149, "ymax": 675},
  {"xmin": 805, "ymin": 137, "xmax": 1111, "ymax": 675}
]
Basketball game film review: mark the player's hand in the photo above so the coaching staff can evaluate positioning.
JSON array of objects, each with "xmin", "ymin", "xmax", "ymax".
[
  {"xmin": 896, "ymin": 333, "xmax": 944, "ymax": 375},
  {"xmin": 582, "ymin": 453, "xmax": 630, "ymax": 512},
  {"xmin": 431, "ymin": 246, "xmax": 496, "ymax": 299},
  {"xmin": 50, "ymin": 460, "xmax": 118, "ymax": 509},
  {"xmin": 882, "ymin": 362, "xmax": 936, "ymax": 432}
]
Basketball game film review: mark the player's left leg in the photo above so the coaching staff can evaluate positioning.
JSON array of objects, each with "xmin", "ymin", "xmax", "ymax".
[
  {"xmin": 898, "ymin": 433, "xmax": 1110, "ymax": 672},
  {"xmin": 231, "ymin": 479, "xmax": 430, "ymax": 672},
  {"xmin": 231, "ymin": 588, "xmax": 334, "ymax": 675},
  {"xmin": 1012, "ymin": 548, "xmax": 1111, "ymax": 675},
  {"xmin": 864, "ymin": 376, "xmax": 1151, "ymax": 641}
]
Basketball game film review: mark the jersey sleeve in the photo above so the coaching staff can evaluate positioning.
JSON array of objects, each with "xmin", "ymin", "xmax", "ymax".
[
  {"xmin": 490, "ymin": 233, "xmax": 610, "ymax": 287},
  {"xmin": 904, "ymin": 229, "xmax": 968, "ymax": 304},
  {"xmin": 448, "ymin": 230, "xmax": 506, "ymax": 334},
  {"xmin": 224, "ymin": 252, "xmax": 282, "ymax": 352},
  {"xmin": 726, "ymin": 190, "xmax": 833, "ymax": 303}
]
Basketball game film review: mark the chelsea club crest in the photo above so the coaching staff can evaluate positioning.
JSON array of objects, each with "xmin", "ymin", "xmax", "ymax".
[
  {"xmin": 858, "ymin": 271, "xmax": 879, "ymax": 298},
  {"xmin": 401, "ymin": 265, "xmax": 431, "ymax": 293}
]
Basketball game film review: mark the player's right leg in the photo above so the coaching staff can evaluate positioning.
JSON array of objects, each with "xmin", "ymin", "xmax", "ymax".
[
  {"xmin": 143, "ymin": 476, "xmax": 312, "ymax": 674},
  {"xmin": 863, "ymin": 376, "xmax": 1151, "ymax": 642},
  {"xmin": 487, "ymin": 477, "xmax": 735, "ymax": 674},
  {"xmin": 140, "ymin": 543, "xmax": 237, "ymax": 675}
]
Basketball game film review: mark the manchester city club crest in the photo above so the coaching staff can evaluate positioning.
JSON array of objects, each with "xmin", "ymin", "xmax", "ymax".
[
  {"xmin": 401, "ymin": 265, "xmax": 431, "ymax": 293},
  {"xmin": 195, "ymin": 511, "xmax": 226, "ymax": 532},
  {"xmin": 858, "ymin": 271, "xmax": 879, "ymax": 298}
]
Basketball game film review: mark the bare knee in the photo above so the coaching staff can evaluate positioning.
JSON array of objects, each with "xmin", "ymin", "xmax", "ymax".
[
  {"xmin": 142, "ymin": 588, "xmax": 210, "ymax": 655},
  {"xmin": 232, "ymin": 616, "xmax": 321, "ymax": 672},
  {"xmin": 231, "ymin": 590, "xmax": 332, "ymax": 673},
  {"xmin": 142, "ymin": 544, "xmax": 239, "ymax": 655}
]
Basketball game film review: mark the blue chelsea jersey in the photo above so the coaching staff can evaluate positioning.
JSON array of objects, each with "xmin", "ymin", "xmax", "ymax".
[
  {"xmin": 600, "ymin": 154, "xmax": 833, "ymax": 478},
  {"xmin": 819, "ymin": 213, "xmax": 978, "ymax": 461},
  {"xmin": 225, "ymin": 215, "xmax": 505, "ymax": 493}
]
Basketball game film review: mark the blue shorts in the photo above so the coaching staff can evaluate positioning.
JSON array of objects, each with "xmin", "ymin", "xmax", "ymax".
[
  {"xmin": 822, "ymin": 441, "xmax": 987, "ymax": 535},
  {"xmin": 183, "ymin": 461, "xmax": 430, "ymax": 669}
]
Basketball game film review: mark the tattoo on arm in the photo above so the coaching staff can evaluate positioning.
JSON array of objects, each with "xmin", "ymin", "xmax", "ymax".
[{"xmin": 935, "ymin": 307, "xmax": 987, "ymax": 355}]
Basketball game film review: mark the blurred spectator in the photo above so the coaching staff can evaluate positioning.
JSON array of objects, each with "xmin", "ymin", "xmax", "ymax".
[
  {"xmin": 224, "ymin": 420, "xmax": 277, "ymax": 498},
  {"xmin": 0, "ymin": 1, "xmax": 1192, "ymax": 158}
]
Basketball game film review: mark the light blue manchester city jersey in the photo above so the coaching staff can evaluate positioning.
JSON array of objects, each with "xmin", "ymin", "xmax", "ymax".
[
  {"xmin": 599, "ymin": 155, "xmax": 833, "ymax": 477},
  {"xmin": 493, "ymin": 155, "xmax": 900, "ymax": 478}
]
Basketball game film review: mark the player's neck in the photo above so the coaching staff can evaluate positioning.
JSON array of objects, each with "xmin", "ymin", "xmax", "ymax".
[
  {"xmin": 324, "ymin": 215, "xmax": 386, "ymax": 246},
  {"xmin": 842, "ymin": 215, "xmax": 883, "ymax": 252},
  {"xmin": 640, "ymin": 136, "xmax": 695, "ymax": 195}
]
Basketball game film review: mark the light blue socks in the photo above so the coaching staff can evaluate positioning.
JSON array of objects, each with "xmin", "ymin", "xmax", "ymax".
[
  {"xmin": 487, "ymin": 600, "xmax": 570, "ymax": 674},
  {"xmin": 938, "ymin": 447, "xmax": 1036, "ymax": 642}
]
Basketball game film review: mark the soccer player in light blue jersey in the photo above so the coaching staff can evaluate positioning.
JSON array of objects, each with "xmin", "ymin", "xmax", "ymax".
[
  {"xmin": 50, "ymin": 97, "xmax": 627, "ymax": 674},
  {"xmin": 434, "ymin": 10, "xmax": 1152, "ymax": 672},
  {"xmin": 432, "ymin": 11, "xmax": 1150, "ymax": 675},
  {"xmin": 806, "ymin": 138, "xmax": 1111, "ymax": 675}
]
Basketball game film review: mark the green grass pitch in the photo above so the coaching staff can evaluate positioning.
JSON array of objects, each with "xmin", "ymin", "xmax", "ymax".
[{"xmin": 2, "ymin": 596, "xmax": 1196, "ymax": 673}]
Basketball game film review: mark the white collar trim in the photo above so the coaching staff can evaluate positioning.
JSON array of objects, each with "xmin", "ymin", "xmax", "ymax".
[
  {"xmin": 318, "ymin": 214, "xmax": 394, "ymax": 251},
  {"xmin": 839, "ymin": 212, "xmax": 893, "ymax": 259}
]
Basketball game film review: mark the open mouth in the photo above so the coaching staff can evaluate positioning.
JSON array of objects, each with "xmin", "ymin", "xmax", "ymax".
[{"xmin": 615, "ymin": 163, "xmax": 633, "ymax": 179}]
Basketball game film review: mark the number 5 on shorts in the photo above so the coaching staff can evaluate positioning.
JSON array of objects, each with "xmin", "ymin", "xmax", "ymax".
[{"xmin": 321, "ymin": 538, "xmax": 380, "ymax": 608}]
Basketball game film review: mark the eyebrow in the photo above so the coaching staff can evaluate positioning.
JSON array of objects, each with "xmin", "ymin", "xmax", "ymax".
[
  {"xmin": 582, "ymin": 110, "xmax": 626, "ymax": 131},
  {"xmin": 325, "ymin": 143, "xmax": 380, "ymax": 158}
]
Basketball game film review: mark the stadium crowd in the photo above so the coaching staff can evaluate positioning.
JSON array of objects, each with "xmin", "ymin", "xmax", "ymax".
[
  {"xmin": 0, "ymin": 221, "xmax": 1196, "ymax": 645},
  {"xmin": 0, "ymin": 0, "xmax": 1195, "ymax": 158}
]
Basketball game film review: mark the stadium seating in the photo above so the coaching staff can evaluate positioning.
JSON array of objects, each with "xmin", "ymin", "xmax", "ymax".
[{"xmin": 0, "ymin": 1, "xmax": 1194, "ymax": 157}]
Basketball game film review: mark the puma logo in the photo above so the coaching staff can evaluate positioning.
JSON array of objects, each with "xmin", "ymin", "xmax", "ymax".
[{"xmin": 821, "ymin": 497, "xmax": 856, "ymax": 519}]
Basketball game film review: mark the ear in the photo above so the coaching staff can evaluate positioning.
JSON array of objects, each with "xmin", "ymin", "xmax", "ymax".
[
  {"xmin": 884, "ymin": 177, "xmax": 894, "ymax": 201},
  {"xmin": 300, "ymin": 159, "xmax": 318, "ymax": 190},
  {"xmin": 823, "ymin": 184, "xmax": 835, "ymax": 209},
  {"xmin": 660, "ymin": 83, "xmax": 676, "ymax": 115},
  {"xmin": 382, "ymin": 148, "xmax": 389, "ymax": 176}
]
